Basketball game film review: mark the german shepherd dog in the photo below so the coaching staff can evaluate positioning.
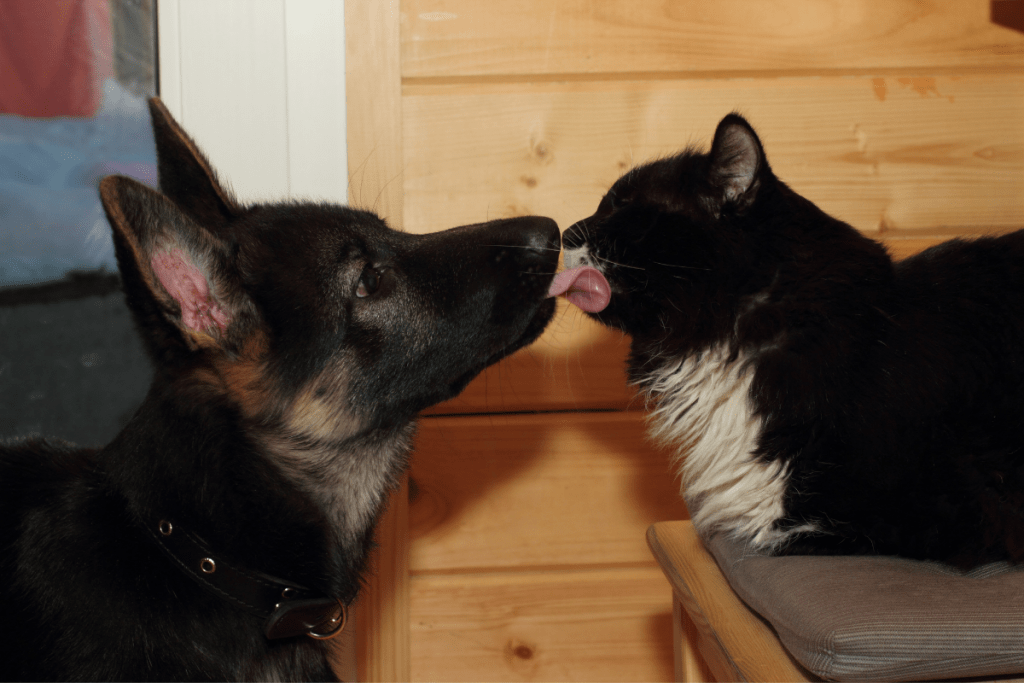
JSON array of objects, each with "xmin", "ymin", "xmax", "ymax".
[{"xmin": 0, "ymin": 99, "xmax": 560, "ymax": 681}]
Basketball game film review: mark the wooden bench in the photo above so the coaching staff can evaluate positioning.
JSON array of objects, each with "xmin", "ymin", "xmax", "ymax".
[
  {"xmin": 647, "ymin": 520, "xmax": 816, "ymax": 682},
  {"xmin": 648, "ymin": 520, "xmax": 1024, "ymax": 683}
]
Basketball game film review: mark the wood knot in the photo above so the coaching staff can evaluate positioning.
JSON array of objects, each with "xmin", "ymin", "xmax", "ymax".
[
  {"xmin": 529, "ymin": 137, "xmax": 554, "ymax": 165},
  {"xmin": 505, "ymin": 639, "xmax": 537, "ymax": 663},
  {"xmin": 513, "ymin": 644, "xmax": 533, "ymax": 660}
]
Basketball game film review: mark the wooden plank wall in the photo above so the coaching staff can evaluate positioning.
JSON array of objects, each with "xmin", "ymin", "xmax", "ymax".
[
  {"xmin": 352, "ymin": 2, "xmax": 1024, "ymax": 680},
  {"xmin": 399, "ymin": 0, "xmax": 1024, "ymax": 418},
  {"xmin": 407, "ymin": 413, "xmax": 680, "ymax": 681},
  {"xmin": 346, "ymin": 3, "xmax": 409, "ymax": 681}
]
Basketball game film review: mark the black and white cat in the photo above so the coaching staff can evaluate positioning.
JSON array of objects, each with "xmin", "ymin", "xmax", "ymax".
[{"xmin": 549, "ymin": 113, "xmax": 1024, "ymax": 567}]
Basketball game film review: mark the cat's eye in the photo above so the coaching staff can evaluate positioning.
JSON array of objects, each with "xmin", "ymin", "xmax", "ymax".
[{"xmin": 356, "ymin": 266, "xmax": 381, "ymax": 298}]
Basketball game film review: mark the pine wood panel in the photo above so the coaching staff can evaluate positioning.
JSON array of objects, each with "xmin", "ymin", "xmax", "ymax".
[
  {"xmin": 675, "ymin": 600, "xmax": 716, "ymax": 683},
  {"xmin": 409, "ymin": 412, "xmax": 685, "ymax": 573},
  {"xmin": 346, "ymin": 2, "xmax": 409, "ymax": 680},
  {"xmin": 346, "ymin": 3, "xmax": 405, "ymax": 227},
  {"xmin": 883, "ymin": 235, "xmax": 949, "ymax": 261},
  {"xmin": 409, "ymin": 567, "xmax": 675, "ymax": 682},
  {"xmin": 402, "ymin": 0, "xmax": 1024, "ymax": 80},
  {"xmin": 426, "ymin": 299, "xmax": 634, "ymax": 414},
  {"xmin": 403, "ymin": 74, "xmax": 1024, "ymax": 237}
]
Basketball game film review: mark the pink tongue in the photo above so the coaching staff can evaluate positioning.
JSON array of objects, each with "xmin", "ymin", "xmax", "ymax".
[{"xmin": 547, "ymin": 266, "xmax": 611, "ymax": 313}]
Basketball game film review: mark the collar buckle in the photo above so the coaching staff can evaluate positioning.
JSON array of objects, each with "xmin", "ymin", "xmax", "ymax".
[{"xmin": 265, "ymin": 597, "xmax": 347, "ymax": 640}]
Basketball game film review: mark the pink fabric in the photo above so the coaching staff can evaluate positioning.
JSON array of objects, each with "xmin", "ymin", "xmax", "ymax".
[{"xmin": 0, "ymin": 0, "xmax": 113, "ymax": 117}]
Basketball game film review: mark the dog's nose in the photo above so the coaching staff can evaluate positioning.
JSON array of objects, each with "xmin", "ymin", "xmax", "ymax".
[
  {"xmin": 490, "ymin": 216, "xmax": 561, "ymax": 263},
  {"xmin": 426, "ymin": 215, "xmax": 561, "ymax": 271},
  {"xmin": 522, "ymin": 216, "xmax": 561, "ymax": 259}
]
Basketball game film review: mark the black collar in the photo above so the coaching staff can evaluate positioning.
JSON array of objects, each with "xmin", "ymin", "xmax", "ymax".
[{"xmin": 142, "ymin": 516, "xmax": 347, "ymax": 640}]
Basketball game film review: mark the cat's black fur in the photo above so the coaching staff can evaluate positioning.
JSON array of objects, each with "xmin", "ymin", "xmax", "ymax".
[{"xmin": 562, "ymin": 113, "xmax": 1024, "ymax": 567}]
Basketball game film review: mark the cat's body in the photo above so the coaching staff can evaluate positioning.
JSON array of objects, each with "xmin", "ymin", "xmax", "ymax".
[{"xmin": 557, "ymin": 114, "xmax": 1024, "ymax": 567}]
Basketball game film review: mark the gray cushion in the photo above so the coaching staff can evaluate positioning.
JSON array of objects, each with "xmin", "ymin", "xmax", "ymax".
[{"xmin": 706, "ymin": 534, "xmax": 1024, "ymax": 681}]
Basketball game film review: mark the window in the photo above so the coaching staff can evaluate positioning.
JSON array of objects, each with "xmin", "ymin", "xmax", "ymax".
[{"xmin": 0, "ymin": 0, "xmax": 157, "ymax": 289}]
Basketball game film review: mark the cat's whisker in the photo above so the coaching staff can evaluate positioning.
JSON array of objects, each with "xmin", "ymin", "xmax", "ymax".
[
  {"xmin": 481, "ymin": 244, "xmax": 563, "ymax": 253},
  {"xmin": 594, "ymin": 254, "xmax": 646, "ymax": 271},
  {"xmin": 652, "ymin": 260, "xmax": 711, "ymax": 271}
]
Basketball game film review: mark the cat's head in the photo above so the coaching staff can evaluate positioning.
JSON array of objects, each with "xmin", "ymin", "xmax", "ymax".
[
  {"xmin": 558, "ymin": 114, "xmax": 780, "ymax": 356},
  {"xmin": 558, "ymin": 113, "xmax": 893, "ymax": 378}
]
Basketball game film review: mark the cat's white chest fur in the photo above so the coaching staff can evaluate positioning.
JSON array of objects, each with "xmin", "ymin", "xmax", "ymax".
[
  {"xmin": 564, "ymin": 244, "xmax": 809, "ymax": 548},
  {"xmin": 643, "ymin": 348, "xmax": 802, "ymax": 548}
]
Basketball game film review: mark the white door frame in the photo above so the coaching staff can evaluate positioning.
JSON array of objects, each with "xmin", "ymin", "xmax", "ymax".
[{"xmin": 156, "ymin": 0, "xmax": 348, "ymax": 204}]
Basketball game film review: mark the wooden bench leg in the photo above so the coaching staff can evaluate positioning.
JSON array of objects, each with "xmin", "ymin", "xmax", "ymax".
[{"xmin": 674, "ymin": 594, "xmax": 714, "ymax": 682}]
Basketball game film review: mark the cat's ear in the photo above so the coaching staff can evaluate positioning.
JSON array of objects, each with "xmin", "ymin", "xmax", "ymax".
[
  {"xmin": 99, "ymin": 175, "xmax": 251, "ymax": 360},
  {"xmin": 707, "ymin": 114, "xmax": 766, "ymax": 210},
  {"xmin": 147, "ymin": 97, "xmax": 241, "ymax": 230}
]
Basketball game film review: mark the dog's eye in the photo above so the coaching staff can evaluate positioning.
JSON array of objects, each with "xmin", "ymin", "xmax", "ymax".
[{"xmin": 356, "ymin": 266, "xmax": 381, "ymax": 298}]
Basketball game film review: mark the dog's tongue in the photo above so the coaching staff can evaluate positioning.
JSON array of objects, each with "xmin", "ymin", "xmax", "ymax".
[{"xmin": 548, "ymin": 266, "xmax": 611, "ymax": 313}]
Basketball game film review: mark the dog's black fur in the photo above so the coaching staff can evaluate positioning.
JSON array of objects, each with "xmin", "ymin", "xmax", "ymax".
[
  {"xmin": 0, "ymin": 99, "xmax": 560, "ymax": 681},
  {"xmin": 562, "ymin": 113, "xmax": 1024, "ymax": 568}
]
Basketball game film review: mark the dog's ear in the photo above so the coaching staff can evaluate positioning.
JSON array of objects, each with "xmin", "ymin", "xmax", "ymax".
[
  {"xmin": 99, "ymin": 175, "xmax": 250, "ymax": 361},
  {"xmin": 147, "ymin": 97, "xmax": 241, "ymax": 229},
  {"xmin": 707, "ymin": 113, "xmax": 767, "ymax": 211}
]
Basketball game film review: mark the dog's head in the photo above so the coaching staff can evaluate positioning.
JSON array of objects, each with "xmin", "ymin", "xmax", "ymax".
[{"xmin": 99, "ymin": 99, "xmax": 560, "ymax": 450}]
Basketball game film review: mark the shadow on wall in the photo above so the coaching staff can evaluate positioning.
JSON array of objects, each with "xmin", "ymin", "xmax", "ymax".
[{"xmin": 992, "ymin": 0, "xmax": 1024, "ymax": 34}]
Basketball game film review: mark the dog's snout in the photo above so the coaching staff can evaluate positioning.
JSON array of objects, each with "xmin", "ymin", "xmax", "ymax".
[
  {"xmin": 521, "ymin": 216, "xmax": 561, "ymax": 256},
  {"xmin": 447, "ymin": 215, "xmax": 560, "ymax": 266},
  {"xmin": 494, "ymin": 216, "xmax": 561, "ymax": 264}
]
